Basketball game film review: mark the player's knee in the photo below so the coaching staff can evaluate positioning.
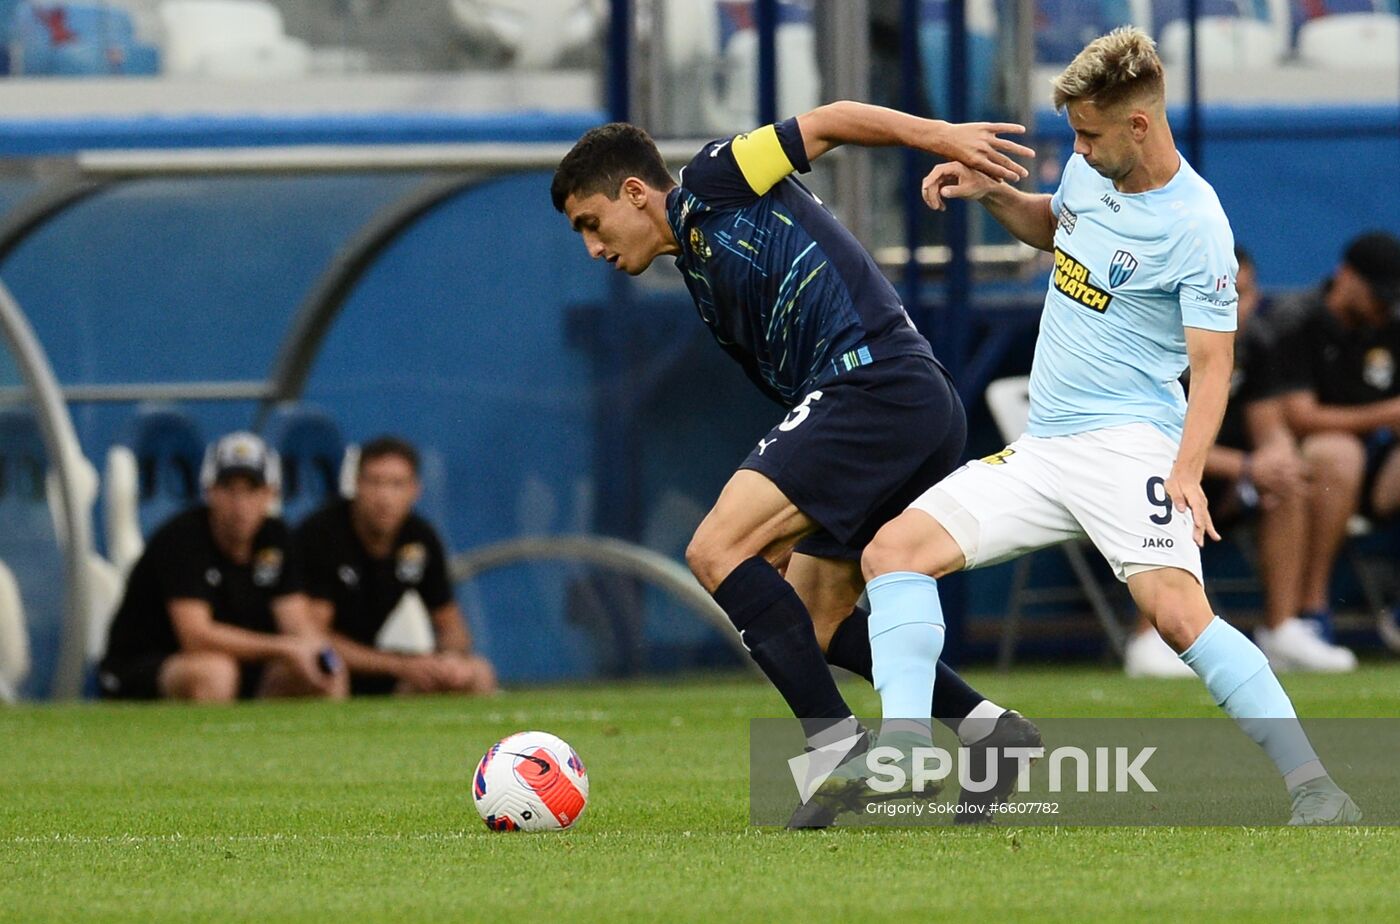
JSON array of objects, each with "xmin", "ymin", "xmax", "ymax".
[
  {"xmin": 860, "ymin": 511, "xmax": 960, "ymax": 582},
  {"xmin": 1303, "ymin": 432, "xmax": 1365, "ymax": 484},
  {"xmin": 1134, "ymin": 571, "xmax": 1212, "ymax": 652},
  {"xmin": 165, "ymin": 653, "xmax": 239, "ymax": 702},
  {"xmin": 686, "ymin": 531, "xmax": 742, "ymax": 593}
]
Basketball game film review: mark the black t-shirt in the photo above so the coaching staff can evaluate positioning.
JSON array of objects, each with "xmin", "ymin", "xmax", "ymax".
[
  {"xmin": 1269, "ymin": 287, "xmax": 1400, "ymax": 408},
  {"xmin": 295, "ymin": 499, "xmax": 454, "ymax": 647},
  {"xmin": 1213, "ymin": 319, "xmax": 1285, "ymax": 451},
  {"xmin": 101, "ymin": 507, "xmax": 301, "ymax": 665}
]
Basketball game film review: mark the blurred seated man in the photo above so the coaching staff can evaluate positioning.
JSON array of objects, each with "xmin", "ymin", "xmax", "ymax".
[
  {"xmin": 1126, "ymin": 247, "xmax": 1357, "ymax": 675},
  {"xmin": 1272, "ymin": 230, "xmax": 1400, "ymax": 642},
  {"xmin": 296, "ymin": 436, "xmax": 497, "ymax": 696},
  {"xmin": 98, "ymin": 432, "xmax": 347, "ymax": 702}
]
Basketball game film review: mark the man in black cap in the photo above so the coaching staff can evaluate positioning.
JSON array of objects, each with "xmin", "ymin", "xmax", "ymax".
[
  {"xmin": 1269, "ymin": 230, "xmax": 1400, "ymax": 641},
  {"xmin": 98, "ymin": 432, "xmax": 346, "ymax": 702}
]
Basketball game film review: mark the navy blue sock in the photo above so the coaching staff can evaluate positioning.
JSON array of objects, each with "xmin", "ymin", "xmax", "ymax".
[
  {"xmin": 712, "ymin": 556, "xmax": 854, "ymax": 741},
  {"xmin": 826, "ymin": 606, "xmax": 992, "ymax": 731}
]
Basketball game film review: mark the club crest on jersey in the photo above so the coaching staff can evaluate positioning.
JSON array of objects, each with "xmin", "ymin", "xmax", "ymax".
[
  {"xmin": 1364, "ymin": 347, "xmax": 1394, "ymax": 392},
  {"xmin": 689, "ymin": 227, "xmax": 712, "ymax": 260},
  {"xmin": 1057, "ymin": 205, "xmax": 1078, "ymax": 235},
  {"xmin": 252, "ymin": 548, "xmax": 283, "ymax": 587},
  {"xmin": 1108, "ymin": 250, "xmax": 1139, "ymax": 288},
  {"xmin": 396, "ymin": 542, "xmax": 427, "ymax": 585}
]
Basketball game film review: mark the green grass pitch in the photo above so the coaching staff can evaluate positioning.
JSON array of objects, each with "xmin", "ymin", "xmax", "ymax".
[{"xmin": 4, "ymin": 665, "xmax": 1398, "ymax": 922}]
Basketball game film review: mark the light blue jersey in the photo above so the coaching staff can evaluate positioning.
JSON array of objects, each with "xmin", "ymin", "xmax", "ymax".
[{"xmin": 1029, "ymin": 153, "xmax": 1238, "ymax": 443}]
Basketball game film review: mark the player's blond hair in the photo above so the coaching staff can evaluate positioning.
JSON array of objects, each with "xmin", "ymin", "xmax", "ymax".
[{"xmin": 1051, "ymin": 27, "xmax": 1165, "ymax": 113}]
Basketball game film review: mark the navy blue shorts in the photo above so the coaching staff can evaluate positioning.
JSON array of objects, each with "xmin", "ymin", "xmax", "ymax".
[{"xmin": 739, "ymin": 354, "xmax": 966, "ymax": 560}]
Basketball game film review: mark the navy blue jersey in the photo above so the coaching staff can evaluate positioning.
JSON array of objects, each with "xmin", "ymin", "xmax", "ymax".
[{"xmin": 666, "ymin": 118, "xmax": 933, "ymax": 407}]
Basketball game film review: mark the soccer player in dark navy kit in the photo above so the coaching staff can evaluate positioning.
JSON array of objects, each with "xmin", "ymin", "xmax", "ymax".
[{"xmin": 553, "ymin": 101, "xmax": 1041, "ymax": 824}]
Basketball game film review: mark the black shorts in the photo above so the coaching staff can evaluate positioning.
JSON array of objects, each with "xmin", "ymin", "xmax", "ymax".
[
  {"xmin": 1202, "ymin": 475, "xmax": 1253, "ymax": 532},
  {"xmin": 350, "ymin": 672, "xmax": 400, "ymax": 696},
  {"xmin": 740, "ymin": 354, "xmax": 966, "ymax": 560},
  {"xmin": 97, "ymin": 653, "xmax": 265, "ymax": 701}
]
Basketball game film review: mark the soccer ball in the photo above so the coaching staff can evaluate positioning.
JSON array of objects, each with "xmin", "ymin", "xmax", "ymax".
[{"xmin": 472, "ymin": 731, "xmax": 589, "ymax": 832}]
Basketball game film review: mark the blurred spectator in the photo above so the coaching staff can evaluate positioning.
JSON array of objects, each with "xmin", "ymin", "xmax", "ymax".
[
  {"xmin": 296, "ymin": 436, "xmax": 497, "ymax": 696},
  {"xmin": 1272, "ymin": 230, "xmax": 1400, "ymax": 641},
  {"xmin": 98, "ymin": 432, "xmax": 346, "ymax": 702},
  {"xmin": 1127, "ymin": 247, "xmax": 1356, "ymax": 676}
]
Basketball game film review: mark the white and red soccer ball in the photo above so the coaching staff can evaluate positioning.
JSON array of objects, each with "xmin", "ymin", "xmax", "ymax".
[{"xmin": 473, "ymin": 731, "xmax": 589, "ymax": 832}]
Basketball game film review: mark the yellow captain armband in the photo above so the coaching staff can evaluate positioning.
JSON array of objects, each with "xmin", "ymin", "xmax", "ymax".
[{"xmin": 731, "ymin": 124, "xmax": 796, "ymax": 196}]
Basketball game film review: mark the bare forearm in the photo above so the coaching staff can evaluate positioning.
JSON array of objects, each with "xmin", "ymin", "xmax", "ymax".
[
  {"xmin": 980, "ymin": 186, "xmax": 1056, "ymax": 251},
  {"xmin": 182, "ymin": 621, "xmax": 288, "ymax": 663},
  {"xmin": 797, "ymin": 100, "xmax": 946, "ymax": 159},
  {"xmin": 329, "ymin": 632, "xmax": 413, "ymax": 677},
  {"xmin": 1204, "ymin": 445, "xmax": 1247, "ymax": 481},
  {"xmin": 1286, "ymin": 397, "xmax": 1400, "ymax": 435},
  {"xmin": 1178, "ymin": 371, "xmax": 1232, "ymax": 481},
  {"xmin": 431, "ymin": 604, "xmax": 471, "ymax": 656}
]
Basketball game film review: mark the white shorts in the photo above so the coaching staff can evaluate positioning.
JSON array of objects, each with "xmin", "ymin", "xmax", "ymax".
[{"xmin": 909, "ymin": 423, "xmax": 1202, "ymax": 584}]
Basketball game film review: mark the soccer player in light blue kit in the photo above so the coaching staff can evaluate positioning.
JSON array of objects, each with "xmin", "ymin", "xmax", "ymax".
[{"xmin": 833, "ymin": 27, "xmax": 1359, "ymax": 824}]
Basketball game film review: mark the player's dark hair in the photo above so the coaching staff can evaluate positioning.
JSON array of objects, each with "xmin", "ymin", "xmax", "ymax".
[
  {"xmin": 1235, "ymin": 245, "xmax": 1254, "ymax": 270},
  {"xmin": 358, "ymin": 435, "xmax": 420, "ymax": 477},
  {"xmin": 551, "ymin": 122, "xmax": 675, "ymax": 213}
]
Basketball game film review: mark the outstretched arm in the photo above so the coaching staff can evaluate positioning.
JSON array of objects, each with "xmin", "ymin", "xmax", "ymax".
[
  {"xmin": 922, "ymin": 162, "xmax": 1056, "ymax": 251},
  {"xmin": 796, "ymin": 100, "xmax": 1033, "ymax": 182}
]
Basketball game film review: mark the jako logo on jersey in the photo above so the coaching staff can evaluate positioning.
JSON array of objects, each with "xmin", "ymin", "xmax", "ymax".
[
  {"xmin": 1053, "ymin": 248, "xmax": 1112, "ymax": 312},
  {"xmin": 1142, "ymin": 537, "xmax": 1174, "ymax": 549},
  {"xmin": 689, "ymin": 227, "xmax": 712, "ymax": 259},
  {"xmin": 1108, "ymin": 250, "xmax": 1139, "ymax": 288},
  {"xmin": 1058, "ymin": 205, "xmax": 1078, "ymax": 235},
  {"xmin": 1100, "ymin": 193, "xmax": 1121, "ymax": 212}
]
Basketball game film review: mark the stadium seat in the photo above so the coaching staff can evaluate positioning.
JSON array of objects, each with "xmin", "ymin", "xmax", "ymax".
[
  {"xmin": 655, "ymin": 0, "xmax": 818, "ymax": 132},
  {"xmin": 1296, "ymin": 11, "xmax": 1400, "ymax": 68},
  {"xmin": 1034, "ymin": 0, "xmax": 1154, "ymax": 63},
  {"xmin": 40, "ymin": 430, "xmax": 123, "ymax": 666},
  {"xmin": 1156, "ymin": 0, "xmax": 1292, "ymax": 68},
  {"xmin": 103, "ymin": 404, "xmax": 204, "ymax": 576},
  {"xmin": 983, "ymin": 376, "xmax": 1131, "ymax": 667},
  {"xmin": 448, "ymin": 0, "xmax": 603, "ymax": 70},
  {"xmin": 0, "ymin": 559, "xmax": 30, "ymax": 703},
  {"xmin": 159, "ymin": 0, "xmax": 310, "ymax": 78},
  {"xmin": 0, "ymin": 409, "xmax": 66, "ymax": 699},
  {"xmin": 8, "ymin": 1, "xmax": 159, "ymax": 76},
  {"xmin": 260, "ymin": 403, "xmax": 346, "ymax": 526}
]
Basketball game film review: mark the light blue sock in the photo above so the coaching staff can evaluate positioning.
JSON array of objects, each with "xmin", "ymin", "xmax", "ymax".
[
  {"xmin": 867, "ymin": 571, "xmax": 945, "ymax": 741},
  {"xmin": 1180, "ymin": 616, "xmax": 1326, "ymax": 789}
]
